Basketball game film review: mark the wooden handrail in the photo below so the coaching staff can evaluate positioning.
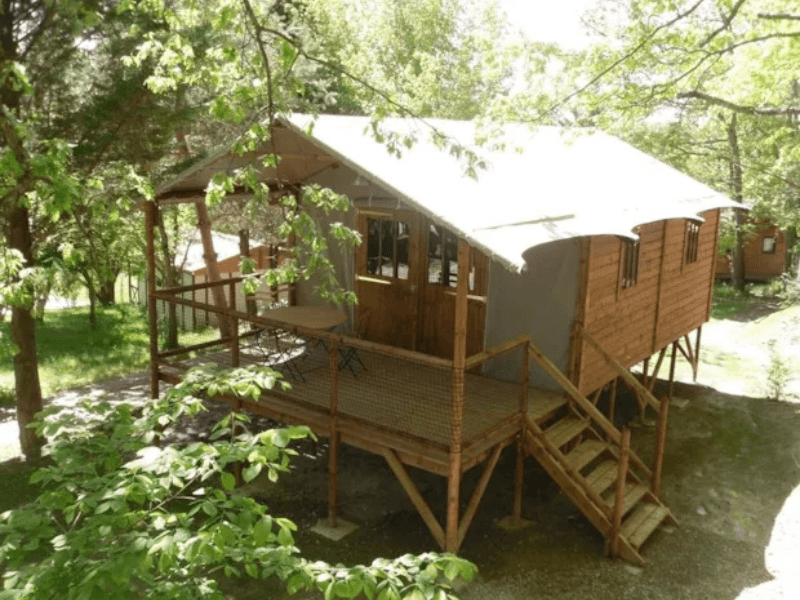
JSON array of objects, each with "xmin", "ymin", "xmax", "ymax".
[
  {"xmin": 525, "ymin": 415, "xmax": 612, "ymax": 521},
  {"xmin": 526, "ymin": 340, "xmax": 652, "ymax": 482},
  {"xmin": 526, "ymin": 342, "xmax": 621, "ymax": 445},
  {"xmin": 160, "ymin": 273, "xmax": 292, "ymax": 296},
  {"xmin": 577, "ymin": 325, "xmax": 660, "ymax": 413},
  {"xmin": 150, "ymin": 291, "xmax": 455, "ymax": 369},
  {"xmin": 464, "ymin": 334, "xmax": 529, "ymax": 370},
  {"xmin": 609, "ymin": 427, "xmax": 631, "ymax": 558}
]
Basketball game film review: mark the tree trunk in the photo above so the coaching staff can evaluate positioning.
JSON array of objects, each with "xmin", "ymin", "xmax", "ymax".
[
  {"xmin": 156, "ymin": 210, "xmax": 180, "ymax": 349},
  {"xmin": 8, "ymin": 204, "xmax": 44, "ymax": 460},
  {"xmin": 785, "ymin": 226, "xmax": 797, "ymax": 276},
  {"xmin": 239, "ymin": 228, "xmax": 257, "ymax": 318},
  {"xmin": 84, "ymin": 273, "xmax": 98, "ymax": 329},
  {"xmin": 97, "ymin": 277, "xmax": 117, "ymax": 305},
  {"xmin": 726, "ymin": 114, "xmax": 746, "ymax": 291}
]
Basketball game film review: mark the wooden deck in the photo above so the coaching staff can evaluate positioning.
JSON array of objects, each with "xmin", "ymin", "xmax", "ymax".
[{"xmin": 158, "ymin": 344, "xmax": 566, "ymax": 476}]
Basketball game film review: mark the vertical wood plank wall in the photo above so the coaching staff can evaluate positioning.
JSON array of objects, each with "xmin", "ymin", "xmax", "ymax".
[{"xmin": 578, "ymin": 210, "xmax": 719, "ymax": 394}]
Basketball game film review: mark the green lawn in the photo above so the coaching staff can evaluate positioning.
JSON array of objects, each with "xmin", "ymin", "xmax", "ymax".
[
  {"xmin": 0, "ymin": 304, "xmax": 151, "ymax": 396},
  {"xmin": 1, "ymin": 304, "xmax": 217, "ymax": 397}
]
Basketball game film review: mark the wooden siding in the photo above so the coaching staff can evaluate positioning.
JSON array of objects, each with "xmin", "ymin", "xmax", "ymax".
[{"xmin": 578, "ymin": 210, "xmax": 719, "ymax": 394}]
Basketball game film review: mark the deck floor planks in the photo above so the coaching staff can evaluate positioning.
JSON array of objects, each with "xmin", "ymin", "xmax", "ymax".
[{"xmin": 165, "ymin": 345, "xmax": 567, "ymax": 452}]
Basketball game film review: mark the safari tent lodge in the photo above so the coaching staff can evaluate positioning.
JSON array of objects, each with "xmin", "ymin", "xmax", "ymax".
[{"xmin": 144, "ymin": 115, "xmax": 739, "ymax": 564}]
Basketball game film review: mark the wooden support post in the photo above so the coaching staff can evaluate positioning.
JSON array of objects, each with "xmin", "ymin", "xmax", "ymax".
[
  {"xmin": 229, "ymin": 280, "xmax": 239, "ymax": 367},
  {"xmin": 383, "ymin": 449, "xmax": 445, "ymax": 548},
  {"xmin": 513, "ymin": 435, "xmax": 525, "ymax": 520},
  {"xmin": 514, "ymin": 343, "xmax": 530, "ymax": 520},
  {"xmin": 693, "ymin": 326, "xmax": 702, "ymax": 382},
  {"xmin": 651, "ymin": 397, "xmax": 670, "ymax": 497},
  {"xmin": 668, "ymin": 342, "xmax": 678, "ymax": 399},
  {"xmin": 145, "ymin": 201, "xmax": 160, "ymax": 400},
  {"xmin": 194, "ymin": 199, "xmax": 231, "ymax": 338},
  {"xmin": 647, "ymin": 346, "xmax": 668, "ymax": 392},
  {"xmin": 609, "ymin": 427, "xmax": 631, "ymax": 558},
  {"xmin": 608, "ymin": 377, "xmax": 618, "ymax": 426},
  {"xmin": 446, "ymin": 239, "xmax": 470, "ymax": 552},
  {"xmin": 641, "ymin": 357, "xmax": 650, "ymax": 387},
  {"xmin": 269, "ymin": 244, "xmax": 279, "ymax": 305},
  {"xmin": 328, "ymin": 340, "xmax": 340, "ymax": 528},
  {"xmin": 458, "ymin": 443, "xmax": 503, "ymax": 546}
]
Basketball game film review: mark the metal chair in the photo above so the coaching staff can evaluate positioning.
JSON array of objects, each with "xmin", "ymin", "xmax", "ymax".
[{"xmin": 339, "ymin": 309, "xmax": 370, "ymax": 376}]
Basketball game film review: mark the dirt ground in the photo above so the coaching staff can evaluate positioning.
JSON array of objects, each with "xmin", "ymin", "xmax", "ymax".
[{"xmin": 2, "ymin": 307, "xmax": 800, "ymax": 599}]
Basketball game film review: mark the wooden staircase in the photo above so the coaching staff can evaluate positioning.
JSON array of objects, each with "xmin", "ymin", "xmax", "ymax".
[
  {"xmin": 523, "ymin": 340, "xmax": 677, "ymax": 565},
  {"xmin": 524, "ymin": 412, "xmax": 676, "ymax": 565}
]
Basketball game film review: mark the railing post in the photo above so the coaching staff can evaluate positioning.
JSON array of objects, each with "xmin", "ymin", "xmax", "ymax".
[
  {"xmin": 229, "ymin": 279, "xmax": 239, "ymax": 366},
  {"xmin": 609, "ymin": 427, "xmax": 631, "ymax": 558},
  {"xmin": 514, "ymin": 340, "xmax": 530, "ymax": 520},
  {"xmin": 651, "ymin": 397, "xmax": 670, "ymax": 497},
  {"xmin": 328, "ymin": 340, "xmax": 340, "ymax": 528}
]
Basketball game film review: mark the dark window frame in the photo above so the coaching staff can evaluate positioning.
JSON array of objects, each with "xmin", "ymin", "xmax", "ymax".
[
  {"xmin": 619, "ymin": 238, "xmax": 640, "ymax": 290},
  {"xmin": 365, "ymin": 217, "xmax": 410, "ymax": 281},
  {"xmin": 684, "ymin": 221, "xmax": 701, "ymax": 265},
  {"xmin": 761, "ymin": 236, "xmax": 777, "ymax": 254}
]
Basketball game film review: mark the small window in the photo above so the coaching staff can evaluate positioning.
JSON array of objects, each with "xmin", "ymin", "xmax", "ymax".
[
  {"xmin": 620, "ymin": 239, "xmax": 640, "ymax": 289},
  {"xmin": 366, "ymin": 218, "xmax": 409, "ymax": 279},
  {"xmin": 684, "ymin": 222, "xmax": 700, "ymax": 265},
  {"xmin": 427, "ymin": 225, "xmax": 459, "ymax": 287},
  {"xmin": 762, "ymin": 236, "xmax": 777, "ymax": 254}
]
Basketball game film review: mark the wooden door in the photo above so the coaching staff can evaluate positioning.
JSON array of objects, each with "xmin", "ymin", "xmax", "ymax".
[
  {"xmin": 354, "ymin": 209, "xmax": 422, "ymax": 350},
  {"xmin": 416, "ymin": 220, "xmax": 488, "ymax": 359}
]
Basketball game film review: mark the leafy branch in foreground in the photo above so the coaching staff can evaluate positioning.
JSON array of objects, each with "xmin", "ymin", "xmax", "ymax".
[{"xmin": 0, "ymin": 364, "xmax": 475, "ymax": 600}]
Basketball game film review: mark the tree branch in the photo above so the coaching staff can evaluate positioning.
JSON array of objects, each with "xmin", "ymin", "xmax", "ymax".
[
  {"xmin": 758, "ymin": 13, "xmax": 800, "ymax": 21},
  {"xmin": 699, "ymin": 0, "xmax": 747, "ymax": 48},
  {"xmin": 537, "ymin": 0, "xmax": 707, "ymax": 121},
  {"xmin": 677, "ymin": 90, "xmax": 800, "ymax": 116}
]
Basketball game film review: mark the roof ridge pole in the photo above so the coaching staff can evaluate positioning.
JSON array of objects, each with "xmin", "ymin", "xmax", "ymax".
[
  {"xmin": 194, "ymin": 199, "xmax": 232, "ymax": 340},
  {"xmin": 446, "ymin": 239, "xmax": 470, "ymax": 552}
]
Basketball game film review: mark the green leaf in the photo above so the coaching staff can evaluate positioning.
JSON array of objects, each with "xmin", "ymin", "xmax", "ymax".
[
  {"xmin": 243, "ymin": 463, "xmax": 262, "ymax": 483},
  {"xmin": 220, "ymin": 472, "xmax": 236, "ymax": 491}
]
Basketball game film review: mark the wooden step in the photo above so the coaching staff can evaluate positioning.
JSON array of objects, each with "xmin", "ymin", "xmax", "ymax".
[
  {"xmin": 564, "ymin": 439, "xmax": 607, "ymax": 473},
  {"xmin": 584, "ymin": 460, "xmax": 618, "ymax": 496},
  {"xmin": 604, "ymin": 482, "xmax": 649, "ymax": 517},
  {"xmin": 545, "ymin": 417, "xmax": 590, "ymax": 449},
  {"xmin": 622, "ymin": 503, "xmax": 671, "ymax": 549}
]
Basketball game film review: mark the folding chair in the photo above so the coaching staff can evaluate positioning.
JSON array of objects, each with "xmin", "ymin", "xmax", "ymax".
[{"xmin": 339, "ymin": 309, "xmax": 370, "ymax": 376}]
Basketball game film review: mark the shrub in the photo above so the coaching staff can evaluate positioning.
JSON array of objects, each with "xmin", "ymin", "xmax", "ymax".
[
  {"xmin": 0, "ymin": 364, "xmax": 475, "ymax": 600},
  {"xmin": 765, "ymin": 341, "xmax": 791, "ymax": 401}
]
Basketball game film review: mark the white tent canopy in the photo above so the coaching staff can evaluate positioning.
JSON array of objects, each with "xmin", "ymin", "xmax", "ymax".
[{"xmin": 157, "ymin": 114, "xmax": 740, "ymax": 273}]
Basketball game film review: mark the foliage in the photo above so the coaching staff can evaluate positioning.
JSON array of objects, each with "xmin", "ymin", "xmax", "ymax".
[
  {"xmin": 777, "ymin": 274, "xmax": 800, "ymax": 307},
  {"xmin": 0, "ymin": 384, "xmax": 13, "ymax": 408},
  {"xmin": 0, "ymin": 305, "xmax": 151, "ymax": 397},
  {"xmin": 0, "ymin": 364, "xmax": 476, "ymax": 600},
  {"xmin": 765, "ymin": 340, "xmax": 791, "ymax": 401}
]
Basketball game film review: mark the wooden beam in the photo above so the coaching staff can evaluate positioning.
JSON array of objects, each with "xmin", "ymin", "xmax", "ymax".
[
  {"xmin": 328, "ymin": 341, "xmax": 340, "ymax": 528},
  {"xmin": 145, "ymin": 201, "xmax": 160, "ymax": 400},
  {"xmin": 646, "ymin": 346, "xmax": 668, "ymax": 392},
  {"xmin": 195, "ymin": 200, "xmax": 231, "ymax": 339},
  {"xmin": 447, "ymin": 239, "xmax": 471, "ymax": 552},
  {"xmin": 578, "ymin": 326, "xmax": 660, "ymax": 413},
  {"xmin": 383, "ymin": 448, "xmax": 446, "ymax": 549},
  {"xmin": 693, "ymin": 326, "xmax": 702, "ymax": 382},
  {"xmin": 457, "ymin": 443, "xmax": 504, "ymax": 546},
  {"xmin": 651, "ymin": 398, "xmax": 670, "ymax": 497},
  {"xmin": 608, "ymin": 427, "xmax": 631, "ymax": 558},
  {"xmin": 668, "ymin": 342, "xmax": 678, "ymax": 399},
  {"xmin": 567, "ymin": 237, "xmax": 592, "ymax": 387},
  {"xmin": 464, "ymin": 334, "xmax": 528, "ymax": 370},
  {"xmin": 706, "ymin": 210, "xmax": 721, "ymax": 322},
  {"xmin": 652, "ymin": 221, "xmax": 669, "ymax": 354}
]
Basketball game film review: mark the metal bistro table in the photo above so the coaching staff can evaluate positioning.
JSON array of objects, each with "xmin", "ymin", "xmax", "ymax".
[{"xmin": 256, "ymin": 306, "xmax": 347, "ymax": 381}]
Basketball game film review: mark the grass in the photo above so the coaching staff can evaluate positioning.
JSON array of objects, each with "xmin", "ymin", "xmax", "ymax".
[
  {"xmin": 0, "ymin": 303, "xmax": 217, "ymax": 397},
  {"xmin": 710, "ymin": 281, "xmax": 778, "ymax": 320}
]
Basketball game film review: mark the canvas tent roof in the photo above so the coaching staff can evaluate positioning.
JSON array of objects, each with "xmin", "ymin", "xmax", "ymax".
[
  {"xmin": 176, "ymin": 230, "xmax": 264, "ymax": 274},
  {"xmin": 156, "ymin": 114, "xmax": 740, "ymax": 273}
]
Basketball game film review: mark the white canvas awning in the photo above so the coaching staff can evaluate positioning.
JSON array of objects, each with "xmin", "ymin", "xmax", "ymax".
[{"xmin": 156, "ymin": 114, "xmax": 741, "ymax": 273}]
